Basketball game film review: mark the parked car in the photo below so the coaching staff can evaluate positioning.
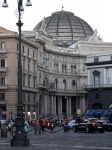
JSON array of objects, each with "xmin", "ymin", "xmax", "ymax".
[
  {"xmin": 68, "ymin": 120, "xmax": 76, "ymax": 129},
  {"xmin": 73, "ymin": 118, "xmax": 106, "ymax": 133},
  {"xmin": 100, "ymin": 108, "xmax": 112, "ymax": 130}
]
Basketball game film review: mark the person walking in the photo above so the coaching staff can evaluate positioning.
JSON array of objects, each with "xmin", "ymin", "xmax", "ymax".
[
  {"xmin": 24, "ymin": 123, "xmax": 28, "ymax": 135},
  {"xmin": 41, "ymin": 117, "xmax": 46, "ymax": 132},
  {"xmin": 65, "ymin": 116, "xmax": 69, "ymax": 125}
]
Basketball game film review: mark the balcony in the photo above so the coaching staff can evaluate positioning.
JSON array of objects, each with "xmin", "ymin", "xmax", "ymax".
[
  {"xmin": 0, "ymin": 49, "xmax": 6, "ymax": 53},
  {"xmin": 38, "ymin": 84, "xmax": 48, "ymax": 90},
  {"xmin": 84, "ymin": 84, "xmax": 112, "ymax": 90},
  {"xmin": 0, "ymin": 67, "xmax": 7, "ymax": 72},
  {"xmin": 0, "ymin": 85, "xmax": 8, "ymax": 90}
]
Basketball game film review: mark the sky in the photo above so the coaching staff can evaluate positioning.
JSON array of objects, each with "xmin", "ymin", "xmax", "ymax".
[{"xmin": 0, "ymin": 0, "xmax": 112, "ymax": 42}]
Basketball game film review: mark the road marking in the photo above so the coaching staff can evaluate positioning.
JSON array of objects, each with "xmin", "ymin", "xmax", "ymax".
[
  {"xmin": 32, "ymin": 143, "xmax": 112, "ymax": 149},
  {"xmin": 0, "ymin": 142, "xmax": 112, "ymax": 149}
]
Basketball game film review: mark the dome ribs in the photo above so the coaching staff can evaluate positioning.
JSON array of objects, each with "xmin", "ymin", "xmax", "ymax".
[
  {"xmin": 65, "ymin": 12, "xmax": 73, "ymax": 44},
  {"xmin": 34, "ymin": 10, "xmax": 93, "ymax": 46},
  {"xmin": 74, "ymin": 16, "xmax": 86, "ymax": 37}
]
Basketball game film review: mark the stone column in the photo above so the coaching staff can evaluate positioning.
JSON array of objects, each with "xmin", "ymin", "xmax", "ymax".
[
  {"xmin": 80, "ymin": 95, "xmax": 85, "ymax": 115},
  {"xmin": 104, "ymin": 68, "xmax": 106, "ymax": 84},
  {"xmin": 53, "ymin": 96, "xmax": 56, "ymax": 115},
  {"xmin": 66, "ymin": 97, "xmax": 69, "ymax": 115},
  {"xmin": 58, "ymin": 96, "xmax": 62, "ymax": 114},
  {"xmin": 88, "ymin": 69, "xmax": 90, "ymax": 85},
  {"xmin": 44, "ymin": 94, "xmax": 47, "ymax": 115},
  {"xmin": 68, "ymin": 97, "xmax": 71, "ymax": 115},
  {"xmin": 51, "ymin": 95, "xmax": 54, "ymax": 114}
]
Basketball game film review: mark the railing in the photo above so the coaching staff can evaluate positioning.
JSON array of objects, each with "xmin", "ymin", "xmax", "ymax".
[
  {"xmin": 0, "ymin": 49, "xmax": 6, "ymax": 53},
  {"xmin": 0, "ymin": 85, "xmax": 8, "ymax": 89},
  {"xmin": 0, "ymin": 67, "xmax": 7, "ymax": 72}
]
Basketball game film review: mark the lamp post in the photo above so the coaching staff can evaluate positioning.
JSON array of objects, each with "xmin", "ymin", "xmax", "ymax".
[{"xmin": 2, "ymin": 0, "xmax": 32, "ymax": 146}]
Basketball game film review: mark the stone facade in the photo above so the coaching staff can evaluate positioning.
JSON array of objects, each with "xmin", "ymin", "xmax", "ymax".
[
  {"xmin": 85, "ymin": 52, "xmax": 112, "ymax": 110},
  {"xmin": 1, "ymin": 10, "xmax": 112, "ymax": 121}
]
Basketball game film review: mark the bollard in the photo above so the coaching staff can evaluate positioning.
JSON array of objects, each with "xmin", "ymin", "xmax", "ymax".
[
  {"xmin": 64, "ymin": 125, "xmax": 69, "ymax": 133},
  {"xmin": 34, "ymin": 126, "xmax": 37, "ymax": 135},
  {"xmin": 38, "ymin": 126, "xmax": 41, "ymax": 134},
  {"xmin": 1, "ymin": 124, "xmax": 8, "ymax": 137}
]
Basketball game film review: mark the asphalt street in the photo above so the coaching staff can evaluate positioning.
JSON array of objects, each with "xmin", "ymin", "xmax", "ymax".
[{"xmin": 0, "ymin": 126, "xmax": 112, "ymax": 150}]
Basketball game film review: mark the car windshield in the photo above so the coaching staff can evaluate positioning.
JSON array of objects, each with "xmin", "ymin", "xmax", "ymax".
[
  {"xmin": 70, "ymin": 120, "xmax": 75, "ymax": 123},
  {"xmin": 100, "ymin": 116, "xmax": 110, "ymax": 120},
  {"xmin": 89, "ymin": 119, "xmax": 98, "ymax": 122}
]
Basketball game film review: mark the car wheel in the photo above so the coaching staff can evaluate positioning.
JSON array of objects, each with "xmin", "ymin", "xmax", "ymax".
[
  {"xmin": 73, "ymin": 126, "xmax": 77, "ymax": 132},
  {"xmin": 86, "ymin": 127, "xmax": 90, "ymax": 133}
]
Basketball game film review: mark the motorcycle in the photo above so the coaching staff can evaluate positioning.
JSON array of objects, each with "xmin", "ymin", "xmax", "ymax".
[{"xmin": 46, "ymin": 120, "xmax": 55, "ymax": 131}]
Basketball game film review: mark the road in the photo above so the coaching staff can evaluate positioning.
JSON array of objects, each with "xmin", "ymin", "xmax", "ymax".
[{"xmin": 0, "ymin": 126, "xmax": 112, "ymax": 150}]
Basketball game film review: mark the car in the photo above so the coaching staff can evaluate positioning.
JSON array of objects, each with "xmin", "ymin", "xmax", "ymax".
[
  {"xmin": 73, "ymin": 118, "xmax": 106, "ymax": 133},
  {"xmin": 68, "ymin": 120, "xmax": 76, "ymax": 129}
]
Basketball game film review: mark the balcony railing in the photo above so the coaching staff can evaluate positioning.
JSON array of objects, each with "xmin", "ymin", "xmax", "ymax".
[
  {"xmin": 38, "ymin": 84, "xmax": 48, "ymax": 90},
  {"xmin": 0, "ymin": 49, "xmax": 6, "ymax": 53},
  {"xmin": 0, "ymin": 85, "xmax": 8, "ymax": 89},
  {"xmin": 0, "ymin": 67, "xmax": 7, "ymax": 72}
]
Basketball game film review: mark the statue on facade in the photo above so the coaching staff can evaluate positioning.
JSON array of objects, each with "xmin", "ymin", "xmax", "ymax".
[{"xmin": 39, "ymin": 17, "xmax": 47, "ymax": 35}]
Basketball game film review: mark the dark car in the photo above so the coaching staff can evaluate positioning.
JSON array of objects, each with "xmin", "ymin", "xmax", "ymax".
[{"xmin": 73, "ymin": 118, "xmax": 106, "ymax": 133}]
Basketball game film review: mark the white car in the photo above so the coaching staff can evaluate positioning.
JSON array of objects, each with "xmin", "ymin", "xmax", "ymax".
[{"xmin": 68, "ymin": 120, "xmax": 76, "ymax": 129}]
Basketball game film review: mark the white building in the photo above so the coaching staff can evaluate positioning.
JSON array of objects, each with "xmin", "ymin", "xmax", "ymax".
[{"xmin": 0, "ymin": 9, "xmax": 112, "ymax": 120}]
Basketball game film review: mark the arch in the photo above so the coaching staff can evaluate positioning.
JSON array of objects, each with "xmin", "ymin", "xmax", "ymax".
[
  {"xmin": 55, "ymin": 79, "xmax": 58, "ymax": 89},
  {"xmin": 63, "ymin": 79, "xmax": 66, "ymax": 90},
  {"xmin": 43, "ymin": 77, "xmax": 48, "ymax": 85},
  {"xmin": 72, "ymin": 80, "xmax": 76, "ymax": 90}
]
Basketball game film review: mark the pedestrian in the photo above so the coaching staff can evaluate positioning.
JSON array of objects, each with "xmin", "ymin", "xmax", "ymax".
[
  {"xmin": 64, "ymin": 116, "xmax": 69, "ymax": 125},
  {"xmin": 41, "ymin": 116, "xmax": 46, "ymax": 132},
  {"xmin": 24, "ymin": 123, "xmax": 28, "ymax": 135}
]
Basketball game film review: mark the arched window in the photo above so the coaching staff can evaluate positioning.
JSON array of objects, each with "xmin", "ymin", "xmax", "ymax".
[
  {"xmin": 39, "ymin": 72, "xmax": 41, "ymax": 84},
  {"xmin": 55, "ymin": 79, "xmax": 58, "ymax": 89},
  {"xmin": 72, "ymin": 80, "xmax": 76, "ymax": 90},
  {"xmin": 43, "ymin": 77, "xmax": 48, "ymax": 85},
  {"xmin": 62, "ymin": 64, "xmax": 64, "ymax": 73},
  {"xmin": 63, "ymin": 79, "xmax": 66, "ymax": 90},
  {"xmin": 71, "ymin": 65, "xmax": 73, "ymax": 73}
]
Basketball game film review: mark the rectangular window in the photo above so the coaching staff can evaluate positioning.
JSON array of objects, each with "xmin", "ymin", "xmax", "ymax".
[
  {"xmin": 1, "ymin": 59, "xmax": 5, "ymax": 67},
  {"xmin": 96, "ymin": 93, "xmax": 99, "ymax": 99},
  {"xmin": 22, "ymin": 93, "xmax": 25, "ymax": 102},
  {"xmin": 23, "ymin": 78, "xmax": 25, "ymax": 86},
  {"xmin": 1, "ymin": 42, "xmax": 5, "ymax": 50},
  {"xmin": 28, "ymin": 48, "xmax": 29, "ymax": 55},
  {"xmin": 94, "ymin": 76, "xmax": 99, "ymax": 85},
  {"xmin": 107, "ymin": 68, "xmax": 112, "ymax": 84},
  {"xmin": 28, "ymin": 94, "xmax": 30, "ymax": 102},
  {"xmin": 0, "ymin": 77, "xmax": 5, "ymax": 86},
  {"xmin": 28, "ymin": 78, "xmax": 30, "ymax": 87},
  {"xmin": 94, "ymin": 57, "xmax": 99, "ymax": 62},
  {"xmin": 23, "ymin": 46, "xmax": 24, "ymax": 53},
  {"xmin": 0, "ymin": 93, "xmax": 5, "ymax": 100}
]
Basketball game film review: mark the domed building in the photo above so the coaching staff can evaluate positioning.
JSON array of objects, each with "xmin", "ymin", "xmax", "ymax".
[
  {"xmin": 21, "ymin": 9, "xmax": 109, "ymax": 120},
  {"xmin": 34, "ymin": 10, "xmax": 93, "ymax": 46},
  {"xmin": 0, "ymin": 9, "xmax": 111, "ymax": 120}
]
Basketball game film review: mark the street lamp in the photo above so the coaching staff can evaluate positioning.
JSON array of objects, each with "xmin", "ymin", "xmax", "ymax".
[{"xmin": 2, "ymin": 0, "xmax": 32, "ymax": 146}]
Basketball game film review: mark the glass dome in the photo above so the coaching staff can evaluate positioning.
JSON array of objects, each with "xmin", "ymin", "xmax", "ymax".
[{"xmin": 34, "ymin": 10, "xmax": 93, "ymax": 46}]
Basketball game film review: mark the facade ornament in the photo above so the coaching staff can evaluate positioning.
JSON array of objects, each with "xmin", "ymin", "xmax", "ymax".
[
  {"xmin": 89, "ymin": 28, "xmax": 103, "ymax": 42},
  {"xmin": 39, "ymin": 17, "xmax": 47, "ymax": 35}
]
